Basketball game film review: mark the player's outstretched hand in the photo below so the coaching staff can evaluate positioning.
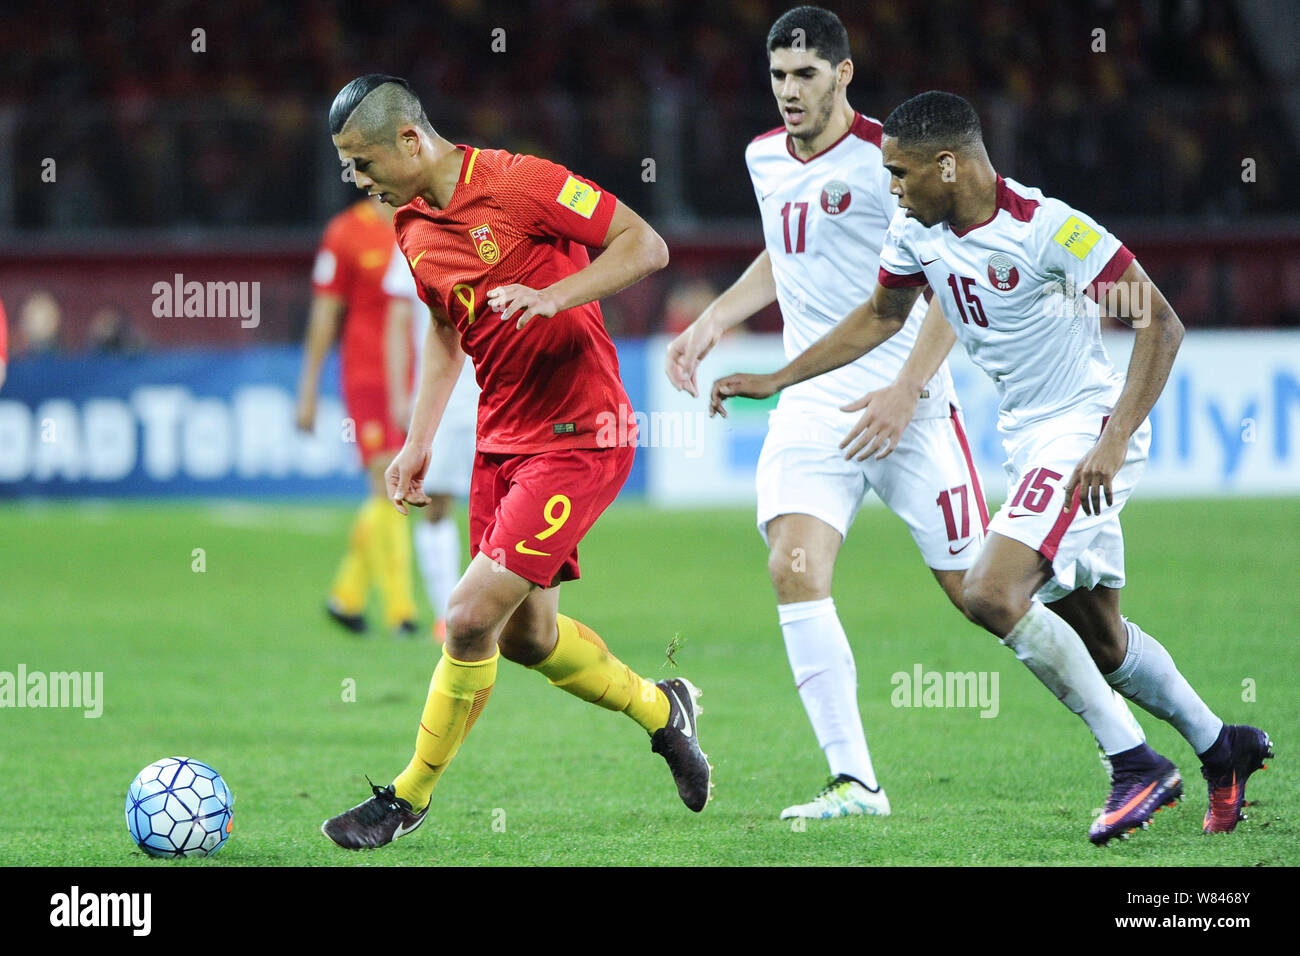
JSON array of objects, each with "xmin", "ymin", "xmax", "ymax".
[
  {"xmin": 487, "ymin": 283, "xmax": 560, "ymax": 330},
  {"xmin": 665, "ymin": 318, "xmax": 723, "ymax": 398},
  {"xmin": 1063, "ymin": 432, "xmax": 1126, "ymax": 516},
  {"xmin": 385, "ymin": 443, "xmax": 433, "ymax": 516},
  {"xmin": 839, "ymin": 381, "xmax": 919, "ymax": 461},
  {"xmin": 709, "ymin": 372, "xmax": 778, "ymax": 418}
]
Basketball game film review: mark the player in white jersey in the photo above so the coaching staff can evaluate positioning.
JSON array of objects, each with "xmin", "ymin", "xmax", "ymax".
[
  {"xmin": 667, "ymin": 7, "xmax": 986, "ymax": 820},
  {"xmin": 711, "ymin": 90, "xmax": 1272, "ymax": 844},
  {"xmin": 383, "ymin": 243, "xmax": 479, "ymax": 641}
]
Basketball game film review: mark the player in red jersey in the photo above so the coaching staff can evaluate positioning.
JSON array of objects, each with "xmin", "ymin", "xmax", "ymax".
[
  {"xmin": 0, "ymin": 293, "xmax": 8, "ymax": 391},
  {"xmin": 319, "ymin": 75, "xmax": 711, "ymax": 849},
  {"xmin": 296, "ymin": 197, "xmax": 418, "ymax": 636}
]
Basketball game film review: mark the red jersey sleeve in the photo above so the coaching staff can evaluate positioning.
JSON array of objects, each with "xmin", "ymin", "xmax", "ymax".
[
  {"xmin": 494, "ymin": 154, "xmax": 617, "ymax": 248},
  {"xmin": 312, "ymin": 215, "xmax": 355, "ymax": 298}
]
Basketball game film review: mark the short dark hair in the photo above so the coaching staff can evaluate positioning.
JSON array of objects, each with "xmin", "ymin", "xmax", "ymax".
[
  {"xmin": 329, "ymin": 73, "xmax": 432, "ymax": 140},
  {"xmin": 882, "ymin": 91, "xmax": 984, "ymax": 153},
  {"xmin": 767, "ymin": 6, "xmax": 850, "ymax": 66}
]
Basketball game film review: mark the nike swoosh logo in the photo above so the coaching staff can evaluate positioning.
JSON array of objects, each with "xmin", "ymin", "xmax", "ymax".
[
  {"xmin": 921, "ymin": 257, "xmax": 940, "ymax": 265},
  {"xmin": 1098, "ymin": 780, "xmax": 1158, "ymax": 827},
  {"xmin": 394, "ymin": 816, "xmax": 423, "ymax": 837},
  {"xmin": 410, "ymin": 250, "xmax": 428, "ymax": 267},
  {"xmin": 948, "ymin": 540, "xmax": 972, "ymax": 555},
  {"xmin": 673, "ymin": 688, "xmax": 694, "ymax": 738},
  {"xmin": 515, "ymin": 540, "xmax": 550, "ymax": 556},
  {"xmin": 1005, "ymin": 511, "xmax": 1034, "ymax": 520}
]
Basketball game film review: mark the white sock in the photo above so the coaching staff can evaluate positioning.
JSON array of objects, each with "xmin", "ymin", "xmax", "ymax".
[
  {"xmin": 779, "ymin": 597, "xmax": 879, "ymax": 790},
  {"xmin": 1002, "ymin": 602, "xmax": 1144, "ymax": 755},
  {"xmin": 412, "ymin": 517, "xmax": 461, "ymax": 622},
  {"xmin": 1105, "ymin": 618, "xmax": 1223, "ymax": 754}
]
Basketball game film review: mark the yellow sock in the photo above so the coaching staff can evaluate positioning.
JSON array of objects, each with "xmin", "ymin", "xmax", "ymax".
[
  {"xmin": 366, "ymin": 497, "xmax": 418, "ymax": 628},
  {"xmin": 329, "ymin": 498, "xmax": 376, "ymax": 612},
  {"xmin": 531, "ymin": 614, "xmax": 669, "ymax": 734},
  {"xmin": 391, "ymin": 649, "xmax": 498, "ymax": 809}
]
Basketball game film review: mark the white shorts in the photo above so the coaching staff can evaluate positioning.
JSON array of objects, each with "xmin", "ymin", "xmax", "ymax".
[
  {"xmin": 418, "ymin": 365, "xmax": 478, "ymax": 499},
  {"xmin": 424, "ymin": 421, "xmax": 474, "ymax": 497},
  {"xmin": 988, "ymin": 416, "xmax": 1151, "ymax": 603},
  {"xmin": 756, "ymin": 403, "xmax": 988, "ymax": 571}
]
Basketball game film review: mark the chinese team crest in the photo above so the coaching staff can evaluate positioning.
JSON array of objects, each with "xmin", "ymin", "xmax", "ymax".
[
  {"xmin": 469, "ymin": 223, "xmax": 500, "ymax": 264},
  {"xmin": 987, "ymin": 253, "xmax": 1020, "ymax": 291}
]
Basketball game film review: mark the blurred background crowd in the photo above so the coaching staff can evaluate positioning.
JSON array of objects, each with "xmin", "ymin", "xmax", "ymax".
[{"xmin": 1, "ymin": 0, "xmax": 1298, "ymax": 351}]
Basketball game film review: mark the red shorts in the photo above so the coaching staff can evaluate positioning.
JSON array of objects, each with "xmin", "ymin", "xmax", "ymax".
[
  {"xmin": 343, "ymin": 382, "xmax": 404, "ymax": 466},
  {"xmin": 469, "ymin": 445, "xmax": 636, "ymax": 588}
]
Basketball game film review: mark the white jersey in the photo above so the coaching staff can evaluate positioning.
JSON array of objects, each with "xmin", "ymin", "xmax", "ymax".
[
  {"xmin": 746, "ymin": 112, "xmax": 955, "ymax": 419},
  {"xmin": 382, "ymin": 244, "xmax": 479, "ymax": 423},
  {"xmin": 879, "ymin": 176, "xmax": 1134, "ymax": 444}
]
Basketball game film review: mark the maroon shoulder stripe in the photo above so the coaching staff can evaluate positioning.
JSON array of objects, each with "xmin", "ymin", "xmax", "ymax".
[
  {"xmin": 1085, "ymin": 246, "xmax": 1136, "ymax": 301},
  {"xmin": 878, "ymin": 267, "xmax": 928, "ymax": 289}
]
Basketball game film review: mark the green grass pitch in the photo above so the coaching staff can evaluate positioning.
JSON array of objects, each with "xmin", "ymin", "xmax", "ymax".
[{"xmin": 0, "ymin": 497, "xmax": 1295, "ymax": 866}]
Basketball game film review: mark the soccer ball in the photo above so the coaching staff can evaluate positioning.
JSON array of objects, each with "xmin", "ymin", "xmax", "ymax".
[{"xmin": 125, "ymin": 757, "xmax": 234, "ymax": 857}]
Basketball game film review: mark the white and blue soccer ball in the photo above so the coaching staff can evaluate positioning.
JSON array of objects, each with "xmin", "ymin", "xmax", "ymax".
[{"xmin": 125, "ymin": 757, "xmax": 234, "ymax": 857}]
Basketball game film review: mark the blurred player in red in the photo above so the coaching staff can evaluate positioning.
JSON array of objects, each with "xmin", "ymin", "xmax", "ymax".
[
  {"xmin": 320, "ymin": 75, "xmax": 711, "ymax": 849},
  {"xmin": 383, "ymin": 241, "xmax": 480, "ymax": 643},
  {"xmin": 0, "ymin": 293, "xmax": 8, "ymax": 391},
  {"xmin": 296, "ymin": 197, "xmax": 418, "ymax": 636}
]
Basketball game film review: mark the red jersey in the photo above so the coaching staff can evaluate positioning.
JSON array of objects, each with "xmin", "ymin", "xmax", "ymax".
[
  {"xmin": 311, "ymin": 200, "xmax": 395, "ymax": 392},
  {"xmin": 0, "ymin": 295, "xmax": 7, "ymax": 363},
  {"xmin": 394, "ymin": 147, "xmax": 637, "ymax": 453}
]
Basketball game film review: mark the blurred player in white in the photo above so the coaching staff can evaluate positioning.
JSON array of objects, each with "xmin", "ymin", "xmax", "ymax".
[
  {"xmin": 712, "ymin": 90, "xmax": 1273, "ymax": 844},
  {"xmin": 668, "ymin": 6, "xmax": 985, "ymax": 820},
  {"xmin": 383, "ymin": 243, "xmax": 479, "ymax": 642}
]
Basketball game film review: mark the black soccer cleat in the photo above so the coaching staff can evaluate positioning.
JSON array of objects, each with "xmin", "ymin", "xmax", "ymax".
[
  {"xmin": 321, "ymin": 779, "xmax": 428, "ymax": 849},
  {"xmin": 326, "ymin": 600, "xmax": 367, "ymax": 635},
  {"xmin": 393, "ymin": 619, "xmax": 419, "ymax": 639},
  {"xmin": 650, "ymin": 678, "xmax": 713, "ymax": 812}
]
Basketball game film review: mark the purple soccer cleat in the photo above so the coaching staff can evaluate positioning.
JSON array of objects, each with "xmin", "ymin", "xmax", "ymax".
[
  {"xmin": 1089, "ymin": 749, "xmax": 1183, "ymax": 846},
  {"xmin": 1201, "ymin": 725, "xmax": 1274, "ymax": 835}
]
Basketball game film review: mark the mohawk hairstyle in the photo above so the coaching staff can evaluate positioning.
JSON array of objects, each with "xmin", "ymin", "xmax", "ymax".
[
  {"xmin": 882, "ymin": 91, "xmax": 984, "ymax": 153},
  {"xmin": 329, "ymin": 73, "xmax": 434, "ymax": 141},
  {"xmin": 767, "ymin": 5, "xmax": 850, "ymax": 66}
]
